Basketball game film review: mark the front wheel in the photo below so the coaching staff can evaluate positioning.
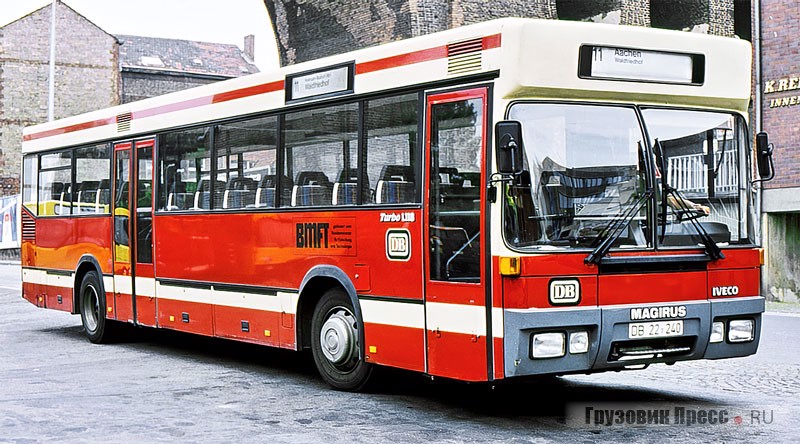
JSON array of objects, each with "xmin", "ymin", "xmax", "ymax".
[
  {"xmin": 79, "ymin": 271, "xmax": 117, "ymax": 344},
  {"xmin": 310, "ymin": 288, "xmax": 373, "ymax": 391}
]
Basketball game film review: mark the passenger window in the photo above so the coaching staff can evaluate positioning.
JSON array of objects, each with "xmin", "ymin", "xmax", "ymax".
[
  {"xmin": 22, "ymin": 155, "xmax": 38, "ymax": 215},
  {"xmin": 38, "ymin": 150, "xmax": 72, "ymax": 216},
  {"xmin": 74, "ymin": 144, "xmax": 111, "ymax": 214},
  {"xmin": 282, "ymin": 103, "xmax": 358, "ymax": 207},
  {"xmin": 214, "ymin": 116, "xmax": 278, "ymax": 210},
  {"xmin": 428, "ymin": 97, "xmax": 484, "ymax": 282},
  {"xmin": 158, "ymin": 127, "xmax": 212, "ymax": 211},
  {"xmin": 365, "ymin": 93, "xmax": 419, "ymax": 204}
]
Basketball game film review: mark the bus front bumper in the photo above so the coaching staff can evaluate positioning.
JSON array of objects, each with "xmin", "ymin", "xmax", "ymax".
[{"xmin": 503, "ymin": 296, "xmax": 764, "ymax": 378}]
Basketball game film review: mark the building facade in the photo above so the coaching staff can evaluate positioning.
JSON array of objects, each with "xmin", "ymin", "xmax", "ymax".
[
  {"xmin": 263, "ymin": 0, "xmax": 751, "ymax": 66},
  {"xmin": 118, "ymin": 35, "xmax": 259, "ymax": 103},
  {"xmin": 0, "ymin": 1, "xmax": 259, "ymax": 196},
  {"xmin": 759, "ymin": 0, "xmax": 800, "ymax": 303},
  {"xmin": 0, "ymin": 1, "xmax": 120, "ymax": 194}
]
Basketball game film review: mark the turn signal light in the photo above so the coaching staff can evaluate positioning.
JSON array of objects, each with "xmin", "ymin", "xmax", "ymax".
[{"xmin": 499, "ymin": 257, "xmax": 521, "ymax": 276}]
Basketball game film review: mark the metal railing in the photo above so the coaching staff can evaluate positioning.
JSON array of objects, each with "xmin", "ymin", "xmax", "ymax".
[{"xmin": 667, "ymin": 150, "xmax": 737, "ymax": 196}]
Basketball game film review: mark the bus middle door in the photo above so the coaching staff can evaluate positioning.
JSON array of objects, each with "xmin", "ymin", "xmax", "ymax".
[{"xmin": 111, "ymin": 139, "xmax": 157, "ymax": 326}]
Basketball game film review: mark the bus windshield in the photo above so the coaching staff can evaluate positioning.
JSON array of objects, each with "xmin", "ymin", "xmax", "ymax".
[{"xmin": 504, "ymin": 103, "xmax": 752, "ymax": 252}]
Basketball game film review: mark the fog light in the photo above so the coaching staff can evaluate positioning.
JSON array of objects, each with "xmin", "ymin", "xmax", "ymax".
[
  {"xmin": 569, "ymin": 331, "xmax": 589, "ymax": 354},
  {"xmin": 728, "ymin": 319, "xmax": 754, "ymax": 343},
  {"xmin": 710, "ymin": 322, "xmax": 724, "ymax": 343},
  {"xmin": 531, "ymin": 332, "xmax": 565, "ymax": 359}
]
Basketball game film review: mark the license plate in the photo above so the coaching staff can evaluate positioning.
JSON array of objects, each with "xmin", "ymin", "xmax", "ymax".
[{"xmin": 628, "ymin": 320, "xmax": 684, "ymax": 339}]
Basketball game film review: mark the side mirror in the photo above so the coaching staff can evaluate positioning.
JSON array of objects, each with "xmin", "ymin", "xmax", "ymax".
[
  {"xmin": 495, "ymin": 121, "xmax": 524, "ymax": 175},
  {"xmin": 756, "ymin": 132, "xmax": 774, "ymax": 181}
]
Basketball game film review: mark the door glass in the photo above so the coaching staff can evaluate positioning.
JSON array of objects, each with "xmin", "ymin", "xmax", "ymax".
[
  {"xmin": 136, "ymin": 145, "xmax": 153, "ymax": 264},
  {"xmin": 114, "ymin": 149, "xmax": 131, "ymax": 263},
  {"xmin": 428, "ymin": 98, "xmax": 483, "ymax": 283}
]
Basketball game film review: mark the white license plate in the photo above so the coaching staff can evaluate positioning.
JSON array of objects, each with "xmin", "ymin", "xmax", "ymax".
[{"xmin": 628, "ymin": 320, "xmax": 684, "ymax": 339}]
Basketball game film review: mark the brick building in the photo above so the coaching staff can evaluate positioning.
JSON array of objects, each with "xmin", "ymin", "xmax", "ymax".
[
  {"xmin": 264, "ymin": 0, "xmax": 752, "ymax": 66},
  {"xmin": 758, "ymin": 0, "xmax": 800, "ymax": 302},
  {"xmin": 118, "ymin": 34, "xmax": 259, "ymax": 103},
  {"xmin": 0, "ymin": 1, "xmax": 120, "ymax": 195},
  {"xmin": 0, "ymin": 1, "xmax": 259, "ymax": 196}
]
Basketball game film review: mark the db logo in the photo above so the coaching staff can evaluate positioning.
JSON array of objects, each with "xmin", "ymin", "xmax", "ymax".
[
  {"xmin": 549, "ymin": 279, "xmax": 581, "ymax": 305},
  {"xmin": 385, "ymin": 229, "xmax": 411, "ymax": 261}
]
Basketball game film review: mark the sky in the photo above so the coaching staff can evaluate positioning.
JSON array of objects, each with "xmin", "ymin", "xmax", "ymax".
[{"xmin": 0, "ymin": 0, "xmax": 279, "ymax": 70}]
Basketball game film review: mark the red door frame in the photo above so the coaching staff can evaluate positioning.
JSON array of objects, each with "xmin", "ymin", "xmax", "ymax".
[
  {"xmin": 133, "ymin": 139, "xmax": 157, "ymax": 327},
  {"xmin": 423, "ymin": 87, "xmax": 490, "ymax": 381},
  {"xmin": 110, "ymin": 138, "xmax": 157, "ymax": 326},
  {"xmin": 111, "ymin": 142, "xmax": 134, "ymax": 322}
]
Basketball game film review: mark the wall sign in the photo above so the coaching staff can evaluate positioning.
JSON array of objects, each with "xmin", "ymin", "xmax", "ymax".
[{"xmin": 763, "ymin": 75, "xmax": 800, "ymax": 108}]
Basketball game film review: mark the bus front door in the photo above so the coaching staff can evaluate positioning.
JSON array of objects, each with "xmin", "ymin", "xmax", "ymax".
[
  {"xmin": 424, "ymin": 88, "xmax": 490, "ymax": 381},
  {"xmin": 111, "ymin": 139, "xmax": 157, "ymax": 326}
]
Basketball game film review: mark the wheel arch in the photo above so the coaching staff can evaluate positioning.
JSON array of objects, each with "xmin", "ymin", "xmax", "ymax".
[
  {"xmin": 296, "ymin": 265, "xmax": 362, "ymax": 351},
  {"xmin": 73, "ymin": 255, "xmax": 106, "ymax": 315}
]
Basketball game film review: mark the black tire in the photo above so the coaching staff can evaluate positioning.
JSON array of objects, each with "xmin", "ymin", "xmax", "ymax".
[
  {"xmin": 79, "ymin": 271, "xmax": 116, "ymax": 344},
  {"xmin": 310, "ymin": 288, "xmax": 373, "ymax": 391}
]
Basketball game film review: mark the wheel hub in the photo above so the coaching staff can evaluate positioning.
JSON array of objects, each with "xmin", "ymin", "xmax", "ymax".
[
  {"xmin": 320, "ymin": 309, "xmax": 357, "ymax": 365},
  {"xmin": 82, "ymin": 284, "xmax": 99, "ymax": 332}
]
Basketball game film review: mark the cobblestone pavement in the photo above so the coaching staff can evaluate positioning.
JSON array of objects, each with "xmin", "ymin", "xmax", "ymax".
[{"xmin": 0, "ymin": 264, "xmax": 797, "ymax": 443}]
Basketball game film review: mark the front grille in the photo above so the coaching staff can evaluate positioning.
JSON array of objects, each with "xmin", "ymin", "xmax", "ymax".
[{"xmin": 609, "ymin": 337, "xmax": 695, "ymax": 362}]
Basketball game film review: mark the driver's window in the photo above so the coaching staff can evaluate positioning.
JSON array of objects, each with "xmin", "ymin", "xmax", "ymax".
[{"xmin": 428, "ymin": 97, "xmax": 483, "ymax": 283}]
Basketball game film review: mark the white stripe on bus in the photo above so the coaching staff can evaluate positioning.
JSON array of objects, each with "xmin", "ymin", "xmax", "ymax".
[
  {"xmin": 425, "ymin": 302, "xmax": 488, "ymax": 337},
  {"xmin": 21, "ymin": 268, "xmax": 48, "ymax": 285},
  {"xmin": 360, "ymin": 299, "xmax": 425, "ymax": 330}
]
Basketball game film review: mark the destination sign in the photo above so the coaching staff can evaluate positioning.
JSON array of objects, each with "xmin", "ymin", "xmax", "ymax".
[
  {"xmin": 579, "ymin": 45, "xmax": 704, "ymax": 85},
  {"xmin": 287, "ymin": 63, "xmax": 353, "ymax": 101}
]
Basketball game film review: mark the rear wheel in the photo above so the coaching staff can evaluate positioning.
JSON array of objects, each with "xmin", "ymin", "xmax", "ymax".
[
  {"xmin": 79, "ymin": 271, "xmax": 116, "ymax": 343},
  {"xmin": 310, "ymin": 288, "xmax": 373, "ymax": 391}
]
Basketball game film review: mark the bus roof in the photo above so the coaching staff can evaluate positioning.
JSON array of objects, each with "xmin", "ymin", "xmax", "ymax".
[{"xmin": 22, "ymin": 18, "xmax": 752, "ymax": 154}]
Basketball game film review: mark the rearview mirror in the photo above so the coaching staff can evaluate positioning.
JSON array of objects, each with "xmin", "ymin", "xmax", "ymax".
[
  {"xmin": 756, "ymin": 132, "xmax": 774, "ymax": 181},
  {"xmin": 495, "ymin": 121, "xmax": 524, "ymax": 175}
]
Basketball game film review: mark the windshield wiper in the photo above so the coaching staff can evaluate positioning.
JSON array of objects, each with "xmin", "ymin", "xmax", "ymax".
[
  {"xmin": 654, "ymin": 139, "xmax": 724, "ymax": 261},
  {"xmin": 585, "ymin": 188, "xmax": 652, "ymax": 265}
]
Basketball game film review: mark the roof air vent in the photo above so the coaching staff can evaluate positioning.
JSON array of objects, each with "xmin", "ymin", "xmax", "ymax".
[
  {"xmin": 116, "ymin": 112, "xmax": 132, "ymax": 133},
  {"xmin": 447, "ymin": 38, "xmax": 483, "ymax": 75}
]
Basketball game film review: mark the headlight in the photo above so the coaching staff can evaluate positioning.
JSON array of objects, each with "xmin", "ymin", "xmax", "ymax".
[
  {"xmin": 710, "ymin": 321, "xmax": 724, "ymax": 343},
  {"xmin": 531, "ymin": 332, "xmax": 565, "ymax": 359},
  {"xmin": 569, "ymin": 331, "xmax": 589, "ymax": 354},
  {"xmin": 728, "ymin": 319, "xmax": 754, "ymax": 343}
]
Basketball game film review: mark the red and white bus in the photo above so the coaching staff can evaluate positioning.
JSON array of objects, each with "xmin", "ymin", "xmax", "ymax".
[{"xmin": 20, "ymin": 18, "xmax": 774, "ymax": 390}]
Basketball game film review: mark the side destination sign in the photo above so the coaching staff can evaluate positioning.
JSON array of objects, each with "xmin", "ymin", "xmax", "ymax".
[
  {"xmin": 578, "ymin": 45, "xmax": 704, "ymax": 85},
  {"xmin": 287, "ymin": 63, "xmax": 354, "ymax": 102}
]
